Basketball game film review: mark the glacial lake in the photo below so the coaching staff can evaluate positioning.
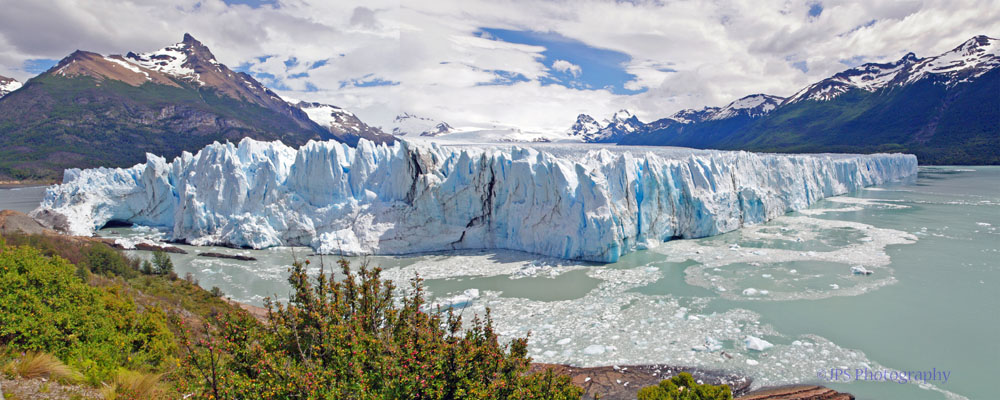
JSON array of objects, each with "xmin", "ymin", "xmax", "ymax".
[{"xmin": 2, "ymin": 166, "xmax": 996, "ymax": 400}]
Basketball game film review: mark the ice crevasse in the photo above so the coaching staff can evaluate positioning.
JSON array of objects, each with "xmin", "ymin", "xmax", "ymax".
[{"xmin": 31, "ymin": 139, "xmax": 917, "ymax": 262}]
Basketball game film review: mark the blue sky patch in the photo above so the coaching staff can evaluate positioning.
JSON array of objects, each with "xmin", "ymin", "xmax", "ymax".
[
  {"xmin": 23, "ymin": 59, "xmax": 58, "ymax": 75},
  {"xmin": 791, "ymin": 61, "xmax": 808, "ymax": 72},
  {"xmin": 808, "ymin": 3, "xmax": 824, "ymax": 18},
  {"xmin": 222, "ymin": 0, "xmax": 277, "ymax": 8},
  {"xmin": 839, "ymin": 55, "xmax": 867, "ymax": 68},
  {"xmin": 477, "ymin": 28, "xmax": 645, "ymax": 95},
  {"xmin": 477, "ymin": 70, "xmax": 531, "ymax": 86},
  {"xmin": 339, "ymin": 74, "xmax": 400, "ymax": 88}
]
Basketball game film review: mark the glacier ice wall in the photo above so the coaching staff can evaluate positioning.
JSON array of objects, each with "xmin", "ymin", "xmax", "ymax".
[{"xmin": 31, "ymin": 139, "xmax": 917, "ymax": 262}]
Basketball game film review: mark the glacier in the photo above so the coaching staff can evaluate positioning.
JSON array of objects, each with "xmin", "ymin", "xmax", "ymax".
[{"xmin": 30, "ymin": 139, "xmax": 917, "ymax": 262}]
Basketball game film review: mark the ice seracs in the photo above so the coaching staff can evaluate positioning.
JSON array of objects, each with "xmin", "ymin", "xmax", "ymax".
[{"xmin": 32, "ymin": 139, "xmax": 917, "ymax": 263}]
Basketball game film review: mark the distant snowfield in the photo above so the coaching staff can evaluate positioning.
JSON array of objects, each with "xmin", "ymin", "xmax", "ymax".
[{"xmin": 32, "ymin": 138, "xmax": 917, "ymax": 262}]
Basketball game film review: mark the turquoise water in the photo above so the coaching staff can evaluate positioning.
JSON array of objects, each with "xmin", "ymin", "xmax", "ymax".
[{"xmin": 2, "ymin": 166, "xmax": 996, "ymax": 399}]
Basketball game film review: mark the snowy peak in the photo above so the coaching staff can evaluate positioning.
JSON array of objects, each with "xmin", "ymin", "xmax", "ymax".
[
  {"xmin": 124, "ymin": 33, "xmax": 219, "ymax": 81},
  {"xmin": 48, "ymin": 50, "xmax": 182, "ymax": 87},
  {"xmin": 567, "ymin": 114, "xmax": 603, "ymax": 140},
  {"xmin": 669, "ymin": 107, "xmax": 721, "ymax": 124},
  {"xmin": 905, "ymin": 35, "xmax": 999, "ymax": 85},
  {"xmin": 609, "ymin": 109, "xmax": 636, "ymax": 123},
  {"xmin": 787, "ymin": 35, "xmax": 999, "ymax": 103},
  {"xmin": 658, "ymin": 94, "xmax": 783, "ymax": 126},
  {"xmin": 566, "ymin": 109, "xmax": 646, "ymax": 142},
  {"xmin": 298, "ymin": 101, "xmax": 393, "ymax": 144},
  {"xmin": 0, "ymin": 75, "xmax": 21, "ymax": 98},
  {"xmin": 591, "ymin": 109, "xmax": 645, "ymax": 142},
  {"xmin": 710, "ymin": 94, "xmax": 785, "ymax": 120},
  {"xmin": 391, "ymin": 113, "xmax": 453, "ymax": 137}
]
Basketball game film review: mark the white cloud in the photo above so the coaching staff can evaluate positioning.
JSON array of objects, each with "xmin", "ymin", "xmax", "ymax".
[
  {"xmin": 551, "ymin": 59, "xmax": 582, "ymax": 77},
  {"xmin": 0, "ymin": 0, "xmax": 996, "ymax": 133}
]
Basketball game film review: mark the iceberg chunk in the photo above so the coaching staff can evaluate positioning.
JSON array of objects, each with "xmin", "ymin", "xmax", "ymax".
[{"xmin": 745, "ymin": 335, "xmax": 774, "ymax": 351}]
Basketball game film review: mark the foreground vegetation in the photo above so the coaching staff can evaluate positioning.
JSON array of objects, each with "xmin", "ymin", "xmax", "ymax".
[{"xmin": 0, "ymin": 233, "xmax": 734, "ymax": 399}]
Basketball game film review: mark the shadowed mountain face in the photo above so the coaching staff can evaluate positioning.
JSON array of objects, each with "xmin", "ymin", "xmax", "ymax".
[
  {"xmin": 0, "ymin": 34, "xmax": 392, "ymax": 180},
  {"xmin": 583, "ymin": 36, "xmax": 999, "ymax": 165}
]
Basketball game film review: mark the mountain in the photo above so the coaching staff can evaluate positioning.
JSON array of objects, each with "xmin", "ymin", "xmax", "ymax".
[
  {"xmin": 391, "ymin": 113, "xmax": 453, "ymax": 136},
  {"xmin": 0, "ymin": 34, "xmax": 388, "ymax": 180},
  {"xmin": 568, "ymin": 109, "xmax": 647, "ymax": 143},
  {"xmin": 0, "ymin": 75, "xmax": 20, "ymax": 97},
  {"xmin": 297, "ymin": 102, "xmax": 393, "ymax": 145},
  {"xmin": 617, "ymin": 35, "xmax": 1000, "ymax": 165},
  {"xmin": 566, "ymin": 114, "xmax": 603, "ymax": 141}
]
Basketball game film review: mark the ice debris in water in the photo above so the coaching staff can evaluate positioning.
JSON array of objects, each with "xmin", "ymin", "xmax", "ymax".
[
  {"xmin": 851, "ymin": 265, "xmax": 874, "ymax": 275},
  {"xmin": 32, "ymin": 138, "xmax": 916, "ymax": 262},
  {"xmin": 745, "ymin": 336, "xmax": 774, "ymax": 351}
]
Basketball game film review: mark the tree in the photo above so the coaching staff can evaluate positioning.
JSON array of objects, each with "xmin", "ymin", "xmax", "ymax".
[
  {"xmin": 637, "ymin": 372, "xmax": 732, "ymax": 400},
  {"xmin": 181, "ymin": 259, "xmax": 583, "ymax": 399},
  {"xmin": 151, "ymin": 250, "xmax": 173, "ymax": 276}
]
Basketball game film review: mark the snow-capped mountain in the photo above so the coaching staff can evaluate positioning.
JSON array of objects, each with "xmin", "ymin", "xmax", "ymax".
[
  {"xmin": 709, "ymin": 94, "xmax": 785, "ymax": 120},
  {"xmin": 0, "ymin": 33, "xmax": 392, "ymax": 178},
  {"xmin": 660, "ymin": 94, "xmax": 784, "ymax": 125},
  {"xmin": 298, "ymin": 102, "xmax": 394, "ymax": 145},
  {"xmin": 0, "ymin": 75, "xmax": 22, "ymax": 98},
  {"xmin": 566, "ymin": 114, "xmax": 603, "ymax": 141},
  {"xmin": 787, "ymin": 35, "xmax": 999, "ymax": 103},
  {"xmin": 570, "ymin": 109, "xmax": 647, "ymax": 143},
  {"xmin": 391, "ymin": 113, "xmax": 453, "ymax": 137},
  {"xmin": 668, "ymin": 107, "xmax": 721, "ymax": 124},
  {"xmin": 603, "ymin": 109, "xmax": 644, "ymax": 134},
  {"xmin": 619, "ymin": 35, "xmax": 999, "ymax": 165}
]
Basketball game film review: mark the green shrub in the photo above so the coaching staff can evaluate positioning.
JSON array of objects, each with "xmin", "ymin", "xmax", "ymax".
[
  {"xmin": 85, "ymin": 243, "xmax": 138, "ymax": 278},
  {"xmin": 151, "ymin": 250, "xmax": 173, "ymax": 276},
  {"xmin": 181, "ymin": 259, "xmax": 583, "ymax": 400},
  {"xmin": 0, "ymin": 241, "xmax": 177, "ymax": 384},
  {"xmin": 637, "ymin": 372, "xmax": 732, "ymax": 400}
]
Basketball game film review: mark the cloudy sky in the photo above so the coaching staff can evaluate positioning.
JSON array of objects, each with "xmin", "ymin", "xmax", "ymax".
[{"xmin": 0, "ymin": 0, "xmax": 996, "ymax": 133}]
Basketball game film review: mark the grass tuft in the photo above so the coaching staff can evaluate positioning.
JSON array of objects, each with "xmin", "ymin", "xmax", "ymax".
[
  {"xmin": 99, "ymin": 370, "xmax": 165, "ymax": 400},
  {"xmin": 2, "ymin": 351, "xmax": 83, "ymax": 383}
]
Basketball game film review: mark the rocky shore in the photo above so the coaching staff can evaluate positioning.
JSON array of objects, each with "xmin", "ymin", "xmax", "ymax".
[{"xmin": 529, "ymin": 363, "xmax": 854, "ymax": 400}]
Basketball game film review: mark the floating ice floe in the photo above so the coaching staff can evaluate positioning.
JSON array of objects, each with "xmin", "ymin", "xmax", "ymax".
[
  {"xmin": 850, "ymin": 266, "xmax": 874, "ymax": 275},
  {"xmin": 692, "ymin": 337, "xmax": 724, "ymax": 352},
  {"xmin": 430, "ymin": 288, "xmax": 480, "ymax": 310},
  {"xmin": 745, "ymin": 336, "xmax": 774, "ymax": 351},
  {"xmin": 657, "ymin": 215, "xmax": 915, "ymax": 301}
]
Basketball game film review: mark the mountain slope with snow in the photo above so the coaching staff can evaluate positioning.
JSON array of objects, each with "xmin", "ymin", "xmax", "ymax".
[
  {"xmin": 33, "ymin": 139, "xmax": 916, "ymax": 262},
  {"xmin": 298, "ymin": 102, "xmax": 394, "ymax": 145},
  {"xmin": 0, "ymin": 75, "xmax": 22, "ymax": 98},
  {"xmin": 0, "ymin": 33, "xmax": 388, "ymax": 179},
  {"xmin": 569, "ymin": 110, "xmax": 648, "ymax": 143},
  {"xmin": 787, "ymin": 36, "xmax": 999, "ymax": 103},
  {"xmin": 619, "ymin": 35, "xmax": 1000, "ymax": 164},
  {"xmin": 391, "ymin": 113, "xmax": 454, "ymax": 137}
]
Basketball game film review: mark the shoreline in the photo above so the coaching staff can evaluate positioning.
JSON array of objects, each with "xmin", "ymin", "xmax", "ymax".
[
  {"xmin": 229, "ymin": 298, "xmax": 853, "ymax": 400},
  {"xmin": 0, "ymin": 181, "xmax": 53, "ymax": 189},
  {"xmin": 1, "ymin": 208, "xmax": 856, "ymax": 400}
]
